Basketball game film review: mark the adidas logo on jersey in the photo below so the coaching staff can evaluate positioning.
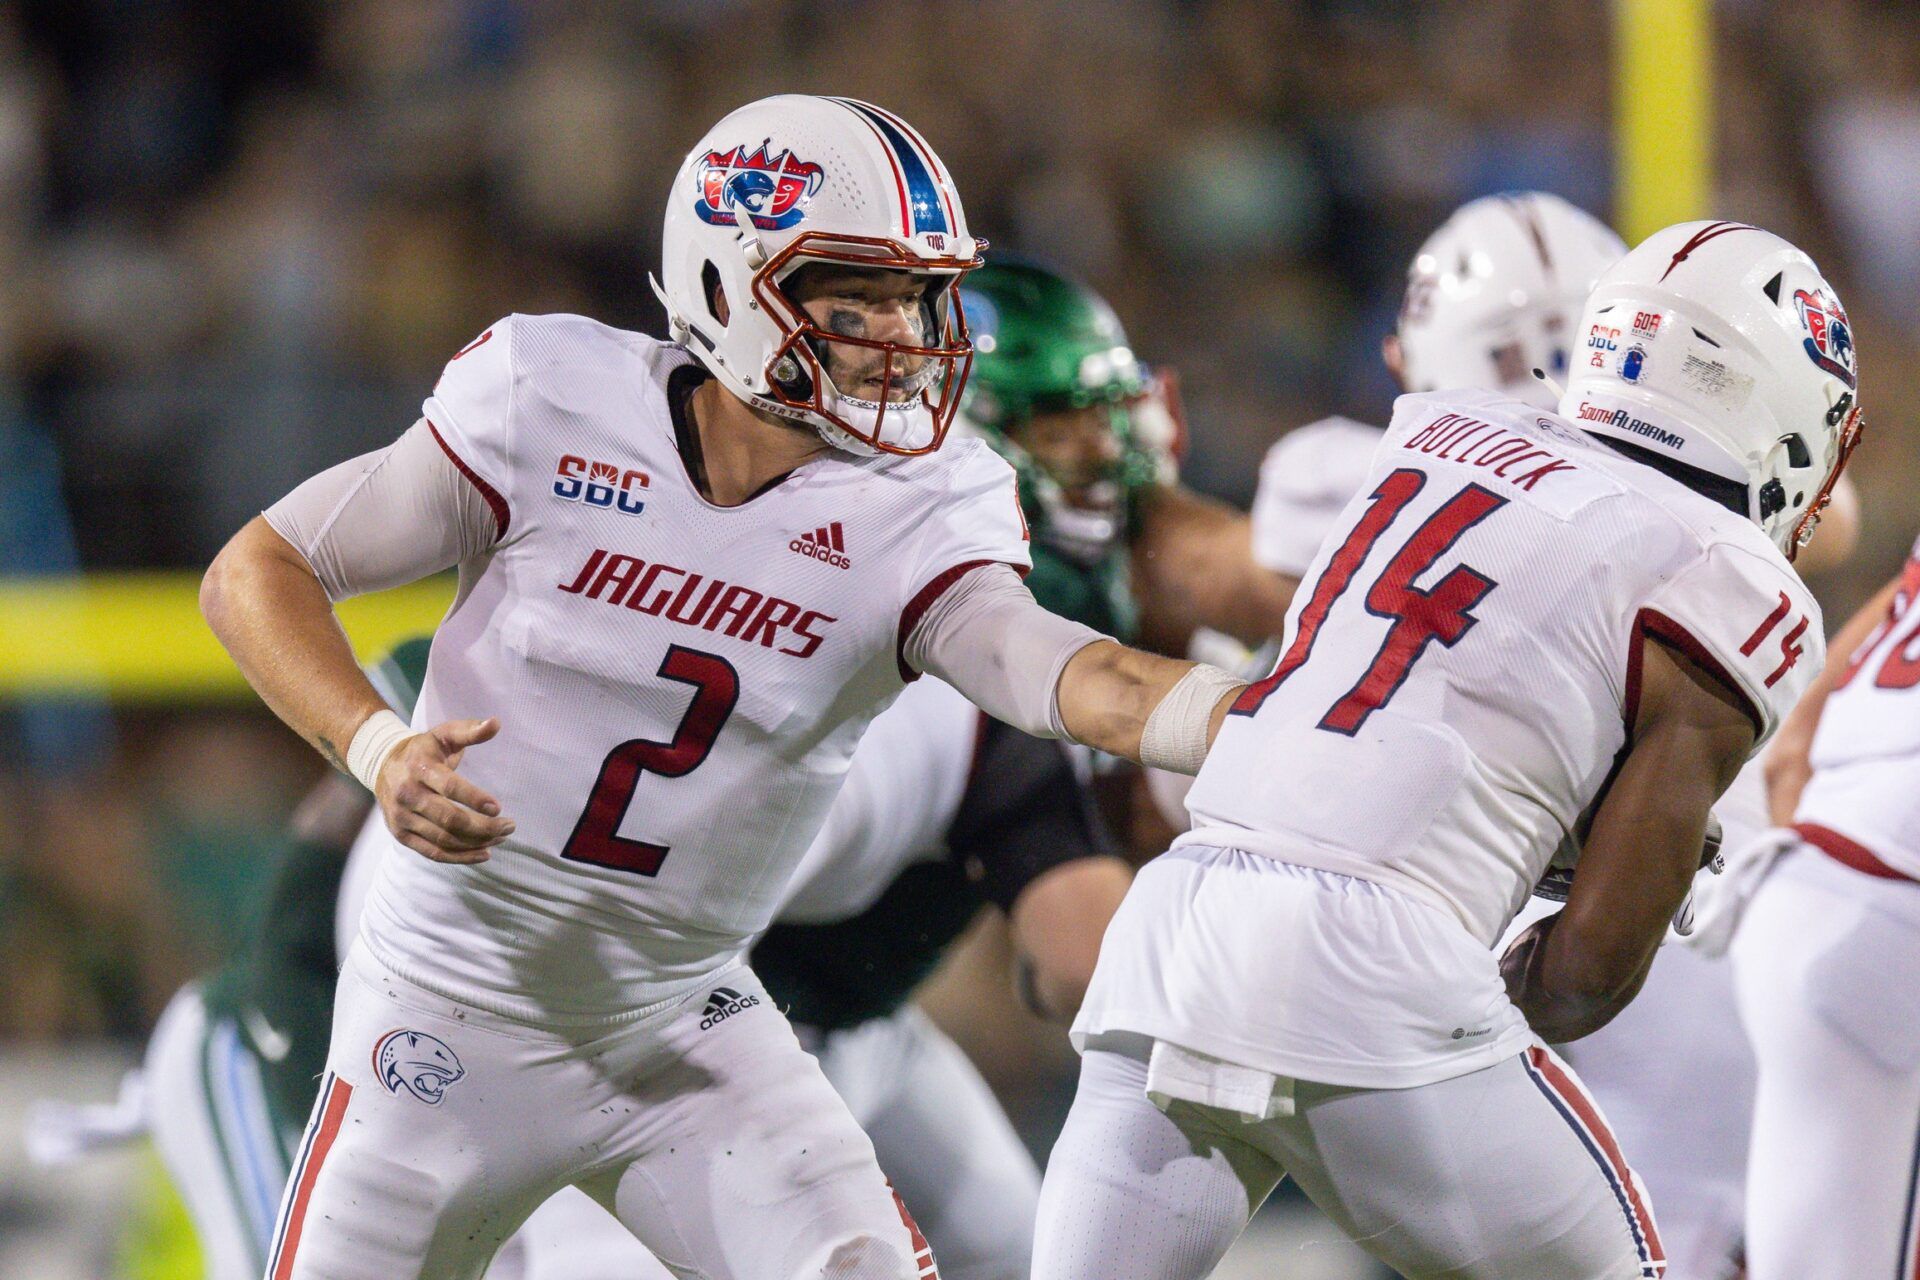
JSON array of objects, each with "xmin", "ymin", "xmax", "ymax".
[
  {"xmin": 698, "ymin": 986, "xmax": 760, "ymax": 1030},
  {"xmin": 789, "ymin": 522, "xmax": 850, "ymax": 569}
]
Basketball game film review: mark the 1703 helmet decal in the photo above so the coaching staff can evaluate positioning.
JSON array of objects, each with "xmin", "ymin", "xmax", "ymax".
[{"xmin": 694, "ymin": 141, "xmax": 824, "ymax": 231}]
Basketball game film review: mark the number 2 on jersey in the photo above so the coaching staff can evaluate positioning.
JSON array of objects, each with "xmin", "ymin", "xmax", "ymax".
[
  {"xmin": 561, "ymin": 645, "xmax": 739, "ymax": 876},
  {"xmin": 1232, "ymin": 468, "xmax": 1506, "ymax": 733}
]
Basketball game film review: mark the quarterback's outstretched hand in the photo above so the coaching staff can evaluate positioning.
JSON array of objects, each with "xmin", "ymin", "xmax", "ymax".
[{"xmin": 378, "ymin": 718, "xmax": 515, "ymax": 864}]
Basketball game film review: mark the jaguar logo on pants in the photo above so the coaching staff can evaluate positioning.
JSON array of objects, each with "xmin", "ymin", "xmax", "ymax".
[{"xmin": 373, "ymin": 1029, "xmax": 465, "ymax": 1105}]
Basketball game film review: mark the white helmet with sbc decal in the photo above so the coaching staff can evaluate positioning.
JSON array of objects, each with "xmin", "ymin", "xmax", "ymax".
[
  {"xmin": 1396, "ymin": 192, "xmax": 1627, "ymax": 407},
  {"xmin": 1559, "ymin": 220, "xmax": 1863, "ymax": 560},
  {"xmin": 654, "ymin": 94, "xmax": 984, "ymax": 457}
]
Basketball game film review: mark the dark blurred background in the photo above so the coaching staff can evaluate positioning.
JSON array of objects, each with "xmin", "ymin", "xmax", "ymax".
[{"xmin": 0, "ymin": 0, "xmax": 1915, "ymax": 1271}]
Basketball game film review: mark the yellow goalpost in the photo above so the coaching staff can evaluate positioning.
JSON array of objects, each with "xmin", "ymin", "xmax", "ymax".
[
  {"xmin": 0, "ymin": 572, "xmax": 452, "ymax": 701},
  {"xmin": 1613, "ymin": 0, "xmax": 1713, "ymax": 242}
]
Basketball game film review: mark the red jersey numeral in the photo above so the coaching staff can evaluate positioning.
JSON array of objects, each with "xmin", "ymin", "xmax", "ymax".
[
  {"xmin": 1233, "ymin": 469, "xmax": 1507, "ymax": 734},
  {"xmin": 561, "ymin": 645, "xmax": 739, "ymax": 877},
  {"xmin": 1837, "ymin": 564, "xmax": 1920, "ymax": 691},
  {"xmin": 1739, "ymin": 591, "xmax": 1810, "ymax": 690}
]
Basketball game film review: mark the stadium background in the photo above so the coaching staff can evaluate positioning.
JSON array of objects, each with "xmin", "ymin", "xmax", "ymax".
[{"xmin": 0, "ymin": 1, "xmax": 1915, "ymax": 1274}]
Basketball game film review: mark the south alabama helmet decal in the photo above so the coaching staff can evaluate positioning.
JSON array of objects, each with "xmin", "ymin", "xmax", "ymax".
[
  {"xmin": 694, "ymin": 140, "xmax": 824, "ymax": 231},
  {"xmin": 1794, "ymin": 286, "xmax": 1856, "ymax": 388},
  {"xmin": 373, "ymin": 1029, "xmax": 465, "ymax": 1106}
]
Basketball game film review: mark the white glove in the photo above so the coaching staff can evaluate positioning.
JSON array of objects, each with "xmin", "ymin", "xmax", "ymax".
[
  {"xmin": 1681, "ymin": 826, "xmax": 1801, "ymax": 956},
  {"xmin": 25, "ymin": 1070, "xmax": 148, "ymax": 1166}
]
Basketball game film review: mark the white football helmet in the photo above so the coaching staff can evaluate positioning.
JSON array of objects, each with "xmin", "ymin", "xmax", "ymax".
[
  {"xmin": 1397, "ymin": 192, "xmax": 1627, "ymax": 407},
  {"xmin": 654, "ymin": 94, "xmax": 983, "ymax": 456},
  {"xmin": 1560, "ymin": 220, "xmax": 1863, "ymax": 559}
]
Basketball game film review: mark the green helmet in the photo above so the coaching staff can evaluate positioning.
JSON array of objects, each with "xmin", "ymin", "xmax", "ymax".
[{"xmin": 957, "ymin": 261, "xmax": 1180, "ymax": 638}]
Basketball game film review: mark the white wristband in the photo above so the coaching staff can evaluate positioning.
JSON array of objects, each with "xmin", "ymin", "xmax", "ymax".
[
  {"xmin": 345, "ymin": 709, "xmax": 414, "ymax": 793},
  {"xmin": 1139, "ymin": 664, "xmax": 1243, "ymax": 775}
]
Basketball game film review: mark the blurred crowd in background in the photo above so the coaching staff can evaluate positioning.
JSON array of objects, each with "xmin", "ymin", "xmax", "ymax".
[{"xmin": 1, "ymin": 0, "xmax": 1916, "ymax": 1093}]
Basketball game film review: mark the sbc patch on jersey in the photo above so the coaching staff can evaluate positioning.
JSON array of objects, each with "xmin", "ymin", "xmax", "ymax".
[
  {"xmin": 373, "ymin": 1029, "xmax": 465, "ymax": 1105},
  {"xmin": 698, "ymin": 986, "xmax": 761, "ymax": 1030}
]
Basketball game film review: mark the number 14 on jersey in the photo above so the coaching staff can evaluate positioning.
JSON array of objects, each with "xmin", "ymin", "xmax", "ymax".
[{"xmin": 1233, "ymin": 468, "xmax": 1506, "ymax": 734}]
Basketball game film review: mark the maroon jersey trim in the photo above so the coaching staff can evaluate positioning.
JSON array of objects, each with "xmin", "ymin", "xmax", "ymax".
[
  {"xmin": 427, "ymin": 418, "xmax": 511, "ymax": 540},
  {"xmin": 1626, "ymin": 607, "xmax": 1766, "ymax": 739},
  {"xmin": 896, "ymin": 559, "xmax": 1029, "ymax": 683}
]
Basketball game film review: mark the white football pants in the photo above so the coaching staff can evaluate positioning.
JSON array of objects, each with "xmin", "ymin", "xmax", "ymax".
[
  {"xmin": 809, "ymin": 1006, "xmax": 1040, "ymax": 1280},
  {"xmin": 265, "ymin": 942, "xmax": 937, "ymax": 1280},
  {"xmin": 1733, "ymin": 844, "xmax": 1920, "ymax": 1280},
  {"xmin": 495, "ymin": 1006, "xmax": 1039, "ymax": 1280},
  {"xmin": 1033, "ymin": 1035, "xmax": 1664, "ymax": 1280}
]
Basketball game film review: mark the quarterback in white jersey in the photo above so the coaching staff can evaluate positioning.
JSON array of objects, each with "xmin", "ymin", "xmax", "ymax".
[
  {"xmin": 1731, "ymin": 535, "xmax": 1920, "ymax": 1280},
  {"xmin": 201, "ymin": 94, "xmax": 1241, "ymax": 1280},
  {"xmin": 328, "ymin": 671, "xmax": 1122, "ymax": 1280},
  {"xmin": 1037, "ymin": 220, "xmax": 1862, "ymax": 1280}
]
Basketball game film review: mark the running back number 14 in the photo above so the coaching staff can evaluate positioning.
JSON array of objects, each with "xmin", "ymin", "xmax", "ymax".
[{"xmin": 1232, "ymin": 468, "xmax": 1507, "ymax": 734}]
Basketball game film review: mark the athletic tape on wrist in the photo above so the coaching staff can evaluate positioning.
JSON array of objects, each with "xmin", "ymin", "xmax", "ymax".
[
  {"xmin": 1139, "ymin": 664, "xmax": 1242, "ymax": 775},
  {"xmin": 346, "ymin": 709, "xmax": 413, "ymax": 793}
]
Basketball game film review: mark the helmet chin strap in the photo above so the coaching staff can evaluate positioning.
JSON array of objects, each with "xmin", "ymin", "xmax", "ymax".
[
  {"xmin": 649, "ymin": 274, "xmax": 689, "ymax": 344},
  {"xmin": 730, "ymin": 203, "xmax": 768, "ymax": 269},
  {"xmin": 1531, "ymin": 367, "xmax": 1567, "ymax": 401}
]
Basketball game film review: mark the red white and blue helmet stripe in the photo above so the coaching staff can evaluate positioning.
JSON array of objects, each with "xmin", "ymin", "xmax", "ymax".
[{"xmin": 829, "ymin": 97, "xmax": 954, "ymax": 238}]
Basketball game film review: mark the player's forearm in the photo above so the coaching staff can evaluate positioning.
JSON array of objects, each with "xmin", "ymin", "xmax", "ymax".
[
  {"xmin": 1519, "ymin": 792, "xmax": 1712, "ymax": 1040},
  {"xmin": 907, "ymin": 565, "xmax": 1242, "ymax": 766},
  {"xmin": 202, "ymin": 516, "xmax": 390, "ymax": 771},
  {"xmin": 1528, "ymin": 909, "xmax": 1664, "ymax": 1041},
  {"xmin": 1505, "ymin": 912, "xmax": 1656, "ymax": 1044},
  {"xmin": 1055, "ymin": 641, "xmax": 1240, "ymax": 766},
  {"xmin": 1134, "ymin": 484, "xmax": 1297, "ymax": 647},
  {"xmin": 1765, "ymin": 571, "xmax": 1901, "ymax": 823},
  {"xmin": 1515, "ymin": 640, "xmax": 1751, "ymax": 1039}
]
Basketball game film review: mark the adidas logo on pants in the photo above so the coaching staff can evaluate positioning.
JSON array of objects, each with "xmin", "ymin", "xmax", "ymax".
[{"xmin": 699, "ymin": 987, "xmax": 760, "ymax": 1030}]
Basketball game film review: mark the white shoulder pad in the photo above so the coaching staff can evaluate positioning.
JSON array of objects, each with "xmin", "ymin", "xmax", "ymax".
[
  {"xmin": 1639, "ymin": 537, "xmax": 1824, "ymax": 750},
  {"xmin": 905, "ymin": 439, "xmax": 1033, "ymax": 594},
  {"xmin": 423, "ymin": 315, "xmax": 516, "ymax": 495},
  {"xmin": 1251, "ymin": 416, "xmax": 1383, "ymax": 576}
]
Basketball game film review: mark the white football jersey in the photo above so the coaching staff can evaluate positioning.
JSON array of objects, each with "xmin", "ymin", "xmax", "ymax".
[
  {"xmin": 1797, "ymin": 531, "xmax": 1920, "ymax": 878},
  {"xmin": 1250, "ymin": 415, "xmax": 1385, "ymax": 578},
  {"xmin": 358, "ymin": 314, "xmax": 1028, "ymax": 1018},
  {"xmin": 774, "ymin": 675, "xmax": 981, "ymax": 924},
  {"xmin": 1181, "ymin": 388, "xmax": 1822, "ymax": 946}
]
